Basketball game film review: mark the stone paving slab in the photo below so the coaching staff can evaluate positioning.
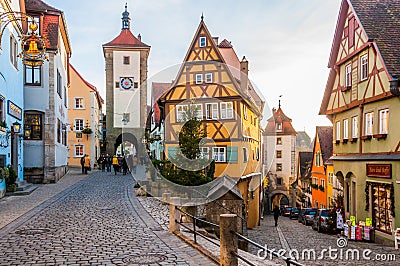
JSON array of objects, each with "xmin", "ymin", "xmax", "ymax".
[{"xmin": 0, "ymin": 171, "xmax": 215, "ymax": 265}]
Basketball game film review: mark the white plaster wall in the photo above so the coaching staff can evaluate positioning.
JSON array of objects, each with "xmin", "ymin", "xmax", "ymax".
[
  {"xmin": 113, "ymin": 50, "xmax": 141, "ymax": 128},
  {"xmin": 265, "ymin": 134, "xmax": 294, "ymax": 184}
]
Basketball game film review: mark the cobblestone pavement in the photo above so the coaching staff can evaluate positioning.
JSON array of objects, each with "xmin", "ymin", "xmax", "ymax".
[
  {"xmin": 0, "ymin": 171, "xmax": 215, "ymax": 265},
  {"xmin": 0, "ymin": 168, "xmax": 86, "ymax": 230},
  {"xmin": 248, "ymin": 215, "xmax": 400, "ymax": 266}
]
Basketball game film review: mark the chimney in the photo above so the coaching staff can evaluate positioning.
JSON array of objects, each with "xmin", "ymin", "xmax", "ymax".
[
  {"xmin": 138, "ymin": 33, "xmax": 142, "ymax": 41},
  {"xmin": 240, "ymin": 56, "xmax": 249, "ymax": 94},
  {"xmin": 212, "ymin": 37, "xmax": 219, "ymax": 45}
]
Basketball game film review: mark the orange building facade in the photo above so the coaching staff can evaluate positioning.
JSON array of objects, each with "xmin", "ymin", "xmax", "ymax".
[{"xmin": 68, "ymin": 65, "xmax": 103, "ymax": 168}]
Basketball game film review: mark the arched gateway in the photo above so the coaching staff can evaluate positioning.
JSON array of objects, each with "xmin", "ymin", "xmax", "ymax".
[{"xmin": 102, "ymin": 4, "xmax": 150, "ymax": 156}]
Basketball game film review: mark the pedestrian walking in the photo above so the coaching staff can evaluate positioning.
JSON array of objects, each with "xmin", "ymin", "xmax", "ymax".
[
  {"xmin": 121, "ymin": 157, "xmax": 128, "ymax": 175},
  {"xmin": 105, "ymin": 154, "xmax": 112, "ymax": 172},
  {"xmin": 112, "ymin": 155, "xmax": 119, "ymax": 175},
  {"xmin": 84, "ymin": 154, "xmax": 91, "ymax": 174},
  {"xmin": 80, "ymin": 156, "xmax": 85, "ymax": 174},
  {"xmin": 98, "ymin": 155, "xmax": 105, "ymax": 172},
  {"xmin": 273, "ymin": 205, "xmax": 280, "ymax": 227}
]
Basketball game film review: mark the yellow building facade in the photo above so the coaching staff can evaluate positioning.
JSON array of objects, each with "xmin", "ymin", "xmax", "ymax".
[
  {"xmin": 160, "ymin": 20, "xmax": 264, "ymax": 228},
  {"xmin": 68, "ymin": 65, "xmax": 103, "ymax": 168}
]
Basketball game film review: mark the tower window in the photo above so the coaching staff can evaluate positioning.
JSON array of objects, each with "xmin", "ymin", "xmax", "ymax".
[{"xmin": 123, "ymin": 56, "xmax": 130, "ymax": 65}]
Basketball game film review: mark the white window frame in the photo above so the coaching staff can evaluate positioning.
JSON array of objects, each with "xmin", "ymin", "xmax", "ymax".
[
  {"xmin": 74, "ymin": 144, "xmax": 84, "ymax": 157},
  {"xmin": 74, "ymin": 97, "xmax": 84, "ymax": 109},
  {"xmin": 10, "ymin": 34, "xmax": 18, "ymax": 69},
  {"xmin": 365, "ymin": 112, "xmax": 374, "ymax": 136},
  {"xmin": 199, "ymin": 147, "xmax": 209, "ymax": 159},
  {"xmin": 360, "ymin": 54, "xmax": 368, "ymax": 81},
  {"xmin": 379, "ymin": 108, "xmax": 389, "ymax": 134},
  {"xmin": 243, "ymin": 105, "xmax": 248, "ymax": 120},
  {"xmin": 276, "ymin": 123, "xmax": 282, "ymax": 132},
  {"xmin": 192, "ymin": 103, "xmax": 203, "ymax": 120},
  {"xmin": 220, "ymin": 102, "xmax": 234, "ymax": 119},
  {"xmin": 343, "ymin": 119, "xmax": 349, "ymax": 139},
  {"xmin": 351, "ymin": 116, "xmax": 358, "ymax": 138},
  {"xmin": 212, "ymin": 147, "xmax": 226, "ymax": 162},
  {"xmin": 176, "ymin": 104, "xmax": 188, "ymax": 122},
  {"xmin": 205, "ymin": 73, "xmax": 212, "ymax": 83},
  {"xmin": 345, "ymin": 63, "xmax": 352, "ymax": 87},
  {"xmin": 199, "ymin": 37, "xmax": 206, "ymax": 47},
  {"xmin": 206, "ymin": 103, "xmax": 218, "ymax": 120},
  {"xmin": 195, "ymin": 74, "xmax": 203, "ymax": 84},
  {"xmin": 335, "ymin": 121, "xmax": 341, "ymax": 141},
  {"xmin": 74, "ymin": 118, "xmax": 84, "ymax": 131}
]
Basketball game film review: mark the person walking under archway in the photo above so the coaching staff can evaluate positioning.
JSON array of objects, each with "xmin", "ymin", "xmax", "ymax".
[{"xmin": 273, "ymin": 205, "xmax": 280, "ymax": 227}]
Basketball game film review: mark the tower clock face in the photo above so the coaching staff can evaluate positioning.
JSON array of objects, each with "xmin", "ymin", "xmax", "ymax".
[{"xmin": 120, "ymin": 77, "xmax": 134, "ymax": 89}]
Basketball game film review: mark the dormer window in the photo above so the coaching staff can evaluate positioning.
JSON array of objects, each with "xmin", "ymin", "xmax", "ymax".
[
  {"xmin": 199, "ymin": 37, "xmax": 206, "ymax": 47},
  {"xmin": 276, "ymin": 123, "xmax": 282, "ymax": 132}
]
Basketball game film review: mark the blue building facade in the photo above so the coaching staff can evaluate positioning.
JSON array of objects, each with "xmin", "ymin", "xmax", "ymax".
[{"xmin": 0, "ymin": 1, "xmax": 25, "ymax": 197}]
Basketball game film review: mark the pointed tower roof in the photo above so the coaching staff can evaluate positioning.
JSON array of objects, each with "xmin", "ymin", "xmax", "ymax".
[
  {"xmin": 102, "ymin": 4, "xmax": 150, "ymax": 49},
  {"xmin": 264, "ymin": 105, "xmax": 297, "ymax": 136}
]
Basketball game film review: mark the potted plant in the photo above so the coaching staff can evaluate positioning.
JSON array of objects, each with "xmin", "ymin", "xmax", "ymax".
[
  {"xmin": 0, "ymin": 121, "xmax": 6, "ymax": 133},
  {"xmin": 81, "ymin": 127, "xmax": 93, "ymax": 134},
  {"xmin": 6, "ymin": 166, "xmax": 17, "ymax": 193}
]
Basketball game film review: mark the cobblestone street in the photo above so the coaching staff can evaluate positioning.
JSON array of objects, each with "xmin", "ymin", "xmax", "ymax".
[
  {"xmin": 248, "ymin": 215, "xmax": 400, "ymax": 265},
  {"xmin": 0, "ymin": 170, "xmax": 214, "ymax": 265}
]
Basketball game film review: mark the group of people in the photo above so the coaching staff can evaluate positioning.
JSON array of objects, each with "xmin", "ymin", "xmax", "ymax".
[
  {"xmin": 97, "ymin": 154, "xmax": 138, "ymax": 175},
  {"xmin": 79, "ymin": 154, "xmax": 91, "ymax": 174}
]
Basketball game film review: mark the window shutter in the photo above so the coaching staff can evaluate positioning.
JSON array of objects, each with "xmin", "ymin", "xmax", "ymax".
[
  {"xmin": 227, "ymin": 146, "xmax": 238, "ymax": 163},
  {"xmin": 168, "ymin": 146, "xmax": 179, "ymax": 159}
]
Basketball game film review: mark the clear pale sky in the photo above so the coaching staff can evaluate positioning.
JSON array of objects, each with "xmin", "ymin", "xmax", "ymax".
[{"xmin": 46, "ymin": 0, "xmax": 340, "ymax": 138}]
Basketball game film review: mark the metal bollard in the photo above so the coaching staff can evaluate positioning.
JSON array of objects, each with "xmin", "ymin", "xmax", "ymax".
[{"xmin": 219, "ymin": 214, "xmax": 238, "ymax": 266}]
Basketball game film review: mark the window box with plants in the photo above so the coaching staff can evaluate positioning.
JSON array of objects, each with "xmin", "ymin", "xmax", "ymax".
[
  {"xmin": 81, "ymin": 128, "xmax": 93, "ymax": 140},
  {"xmin": 318, "ymin": 185, "xmax": 325, "ymax": 192},
  {"xmin": 311, "ymin": 183, "xmax": 318, "ymax": 190}
]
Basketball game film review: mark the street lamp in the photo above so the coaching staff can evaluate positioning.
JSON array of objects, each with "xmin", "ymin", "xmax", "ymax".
[
  {"xmin": 12, "ymin": 121, "xmax": 21, "ymax": 134},
  {"xmin": 0, "ymin": 11, "xmax": 47, "ymax": 66}
]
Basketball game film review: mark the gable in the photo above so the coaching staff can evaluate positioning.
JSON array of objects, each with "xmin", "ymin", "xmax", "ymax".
[{"xmin": 321, "ymin": 0, "xmax": 392, "ymax": 116}]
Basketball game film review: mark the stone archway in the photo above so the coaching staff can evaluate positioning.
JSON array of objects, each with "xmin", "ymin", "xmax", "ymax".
[
  {"xmin": 114, "ymin": 132, "xmax": 139, "ymax": 156},
  {"xmin": 269, "ymin": 191, "xmax": 290, "ymax": 211}
]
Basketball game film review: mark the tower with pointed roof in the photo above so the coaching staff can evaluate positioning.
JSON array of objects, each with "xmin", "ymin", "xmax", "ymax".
[
  {"xmin": 263, "ymin": 102, "xmax": 297, "ymax": 210},
  {"xmin": 102, "ymin": 4, "xmax": 150, "ymax": 155}
]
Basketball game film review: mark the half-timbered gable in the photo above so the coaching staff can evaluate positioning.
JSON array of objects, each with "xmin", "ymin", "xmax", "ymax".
[
  {"xmin": 160, "ymin": 18, "xmax": 264, "ymax": 228},
  {"xmin": 320, "ymin": 0, "xmax": 400, "ymax": 243}
]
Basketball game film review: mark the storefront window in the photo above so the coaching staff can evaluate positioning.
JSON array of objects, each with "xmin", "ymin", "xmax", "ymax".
[{"xmin": 371, "ymin": 182, "xmax": 393, "ymax": 233}]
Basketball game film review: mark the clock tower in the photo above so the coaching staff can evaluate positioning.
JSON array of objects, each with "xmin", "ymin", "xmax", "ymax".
[{"xmin": 102, "ymin": 4, "xmax": 150, "ymax": 155}]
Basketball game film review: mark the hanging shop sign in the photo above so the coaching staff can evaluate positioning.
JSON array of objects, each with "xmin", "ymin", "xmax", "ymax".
[
  {"xmin": 7, "ymin": 101, "xmax": 22, "ymax": 120},
  {"xmin": 366, "ymin": 164, "xmax": 391, "ymax": 179}
]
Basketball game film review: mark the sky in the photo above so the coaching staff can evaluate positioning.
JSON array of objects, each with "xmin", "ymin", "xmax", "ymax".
[{"xmin": 46, "ymin": 0, "xmax": 341, "ymax": 138}]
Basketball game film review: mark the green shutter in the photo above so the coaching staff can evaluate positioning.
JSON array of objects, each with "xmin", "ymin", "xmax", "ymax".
[
  {"xmin": 227, "ymin": 146, "xmax": 238, "ymax": 164},
  {"xmin": 168, "ymin": 146, "xmax": 179, "ymax": 159}
]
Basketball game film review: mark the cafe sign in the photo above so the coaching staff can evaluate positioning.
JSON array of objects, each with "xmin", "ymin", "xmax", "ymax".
[
  {"xmin": 7, "ymin": 101, "xmax": 22, "ymax": 120},
  {"xmin": 366, "ymin": 164, "xmax": 391, "ymax": 178}
]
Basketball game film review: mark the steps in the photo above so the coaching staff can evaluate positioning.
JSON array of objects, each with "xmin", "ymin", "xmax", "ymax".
[{"xmin": 6, "ymin": 180, "xmax": 38, "ymax": 196}]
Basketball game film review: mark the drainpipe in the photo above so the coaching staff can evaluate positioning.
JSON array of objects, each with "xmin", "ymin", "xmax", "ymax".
[{"xmin": 359, "ymin": 104, "xmax": 363, "ymax": 154}]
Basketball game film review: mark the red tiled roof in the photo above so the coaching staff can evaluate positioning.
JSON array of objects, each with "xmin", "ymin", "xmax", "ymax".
[
  {"xmin": 25, "ymin": 0, "xmax": 60, "ymax": 12},
  {"xmin": 264, "ymin": 107, "xmax": 297, "ymax": 135},
  {"xmin": 70, "ymin": 64, "xmax": 104, "ymax": 107},
  {"xmin": 218, "ymin": 39, "xmax": 233, "ymax": 48},
  {"xmin": 316, "ymin": 126, "xmax": 333, "ymax": 164},
  {"xmin": 349, "ymin": 0, "xmax": 400, "ymax": 78},
  {"xmin": 151, "ymin": 82, "xmax": 171, "ymax": 105},
  {"xmin": 103, "ymin": 29, "xmax": 150, "ymax": 48}
]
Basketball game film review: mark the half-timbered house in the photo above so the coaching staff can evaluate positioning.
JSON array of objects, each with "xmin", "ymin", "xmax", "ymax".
[
  {"xmin": 159, "ymin": 19, "xmax": 264, "ymax": 228},
  {"xmin": 320, "ymin": 0, "xmax": 400, "ymax": 244}
]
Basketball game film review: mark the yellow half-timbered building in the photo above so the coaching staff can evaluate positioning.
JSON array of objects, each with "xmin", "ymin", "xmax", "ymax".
[{"xmin": 160, "ymin": 19, "xmax": 265, "ymax": 228}]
